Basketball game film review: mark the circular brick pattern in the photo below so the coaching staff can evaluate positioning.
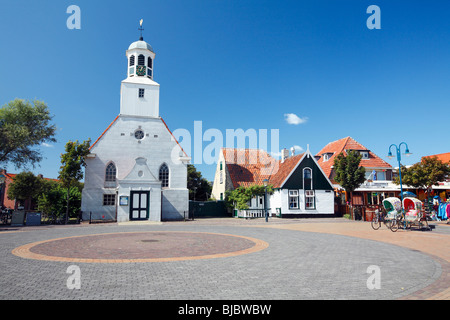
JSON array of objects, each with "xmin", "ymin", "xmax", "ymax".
[{"xmin": 12, "ymin": 231, "xmax": 268, "ymax": 263}]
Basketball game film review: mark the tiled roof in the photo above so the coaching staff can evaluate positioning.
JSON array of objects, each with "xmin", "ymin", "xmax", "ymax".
[
  {"xmin": 269, "ymin": 153, "xmax": 304, "ymax": 188},
  {"xmin": 222, "ymin": 148, "xmax": 304, "ymax": 189},
  {"xmin": 422, "ymin": 152, "xmax": 450, "ymax": 164},
  {"xmin": 315, "ymin": 137, "xmax": 392, "ymax": 181}
]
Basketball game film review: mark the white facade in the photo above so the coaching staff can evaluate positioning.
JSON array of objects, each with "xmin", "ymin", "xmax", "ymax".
[
  {"xmin": 269, "ymin": 189, "xmax": 334, "ymax": 216},
  {"xmin": 81, "ymin": 37, "xmax": 190, "ymax": 222}
]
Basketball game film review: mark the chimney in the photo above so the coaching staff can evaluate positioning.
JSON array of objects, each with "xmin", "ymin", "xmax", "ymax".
[
  {"xmin": 281, "ymin": 148, "xmax": 289, "ymax": 163},
  {"xmin": 290, "ymin": 147, "xmax": 295, "ymax": 157}
]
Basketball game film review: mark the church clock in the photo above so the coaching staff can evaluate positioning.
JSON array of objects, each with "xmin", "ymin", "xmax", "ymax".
[{"xmin": 136, "ymin": 65, "xmax": 146, "ymax": 76}]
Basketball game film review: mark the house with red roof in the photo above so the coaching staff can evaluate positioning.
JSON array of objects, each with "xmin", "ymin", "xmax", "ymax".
[
  {"xmin": 211, "ymin": 146, "xmax": 335, "ymax": 218},
  {"xmin": 0, "ymin": 170, "xmax": 59, "ymax": 210},
  {"xmin": 420, "ymin": 152, "xmax": 450, "ymax": 201},
  {"xmin": 315, "ymin": 137, "xmax": 400, "ymax": 210}
]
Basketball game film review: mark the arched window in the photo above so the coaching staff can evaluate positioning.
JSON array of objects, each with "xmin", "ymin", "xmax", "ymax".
[
  {"xmin": 303, "ymin": 168, "xmax": 312, "ymax": 190},
  {"xmin": 147, "ymin": 57, "xmax": 153, "ymax": 69},
  {"xmin": 138, "ymin": 54, "xmax": 145, "ymax": 66},
  {"xmin": 159, "ymin": 164, "xmax": 169, "ymax": 188},
  {"xmin": 129, "ymin": 55, "xmax": 135, "ymax": 66},
  {"xmin": 304, "ymin": 168, "xmax": 311, "ymax": 179},
  {"xmin": 105, "ymin": 162, "xmax": 117, "ymax": 182}
]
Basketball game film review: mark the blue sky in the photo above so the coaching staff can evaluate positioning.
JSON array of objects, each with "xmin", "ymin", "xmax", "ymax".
[{"xmin": 1, "ymin": 0, "xmax": 449, "ymax": 181}]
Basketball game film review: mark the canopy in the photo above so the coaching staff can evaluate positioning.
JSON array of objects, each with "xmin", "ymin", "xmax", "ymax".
[
  {"xmin": 402, "ymin": 191, "xmax": 417, "ymax": 198},
  {"xmin": 382, "ymin": 197, "xmax": 402, "ymax": 213},
  {"xmin": 403, "ymin": 197, "xmax": 423, "ymax": 211}
]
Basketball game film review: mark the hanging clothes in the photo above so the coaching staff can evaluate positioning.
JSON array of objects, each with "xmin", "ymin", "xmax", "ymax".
[{"xmin": 444, "ymin": 202, "xmax": 449, "ymax": 220}]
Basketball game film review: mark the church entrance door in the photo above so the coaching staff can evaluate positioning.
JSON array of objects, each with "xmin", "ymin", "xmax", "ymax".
[{"xmin": 130, "ymin": 191, "xmax": 150, "ymax": 220}]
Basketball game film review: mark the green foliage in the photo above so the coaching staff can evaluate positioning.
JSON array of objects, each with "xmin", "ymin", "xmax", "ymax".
[
  {"xmin": 7, "ymin": 171, "xmax": 45, "ymax": 205},
  {"xmin": 58, "ymin": 140, "xmax": 90, "ymax": 223},
  {"xmin": 58, "ymin": 140, "xmax": 91, "ymax": 187},
  {"xmin": 0, "ymin": 99, "xmax": 57, "ymax": 169},
  {"xmin": 226, "ymin": 184, "xmax": 274, "ymax": 210},
  {"xmin": 37, "ymin": 182, "xmax": 81, "ymax": 220},
  {"xmin": 395, "ymin": 156, "xmax": 450, "ymax": 189},
  {"xmin": 187, "ymin": 164, "xmax": 212, "ymax": 201},
  {"xmin": 333, "ymin": 150, "xmax": 366, "ymax": 194}
]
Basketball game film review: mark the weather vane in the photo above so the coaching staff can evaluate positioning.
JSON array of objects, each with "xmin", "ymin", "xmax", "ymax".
[{"xmin": 139, "ymin": 19, "xmax": 144, "ymax": 40}]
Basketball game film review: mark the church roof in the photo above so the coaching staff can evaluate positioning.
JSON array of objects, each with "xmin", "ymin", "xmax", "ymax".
[{"xmin": 128, "ymin": 40, "xmax": 154, "ymax": 52}]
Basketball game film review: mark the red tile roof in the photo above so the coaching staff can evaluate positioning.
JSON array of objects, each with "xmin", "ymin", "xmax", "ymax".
[
  {"xmin": 315, "ymin": 137, "xmax": 392, "ymax": 182},
  {"xmin": 222, "ymin": 148, "xmax": 304, "ymax": 189},
  {"xmin": 422, "ymin": 152, "xmax": 450, "ymax": 164}
]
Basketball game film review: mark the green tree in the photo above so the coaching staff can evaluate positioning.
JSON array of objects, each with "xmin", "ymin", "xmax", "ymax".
[
  {"xmin": 333, "ymin": 150, "xmax": 366, "ymax": 209},
  {"xmin": 187, "ymin": 164, "xmax": 212, "ymax": 201},
  {"xmin": 6, "ymin": 171, "xmax": 44, "ymax": 210},
  {"xmin": 226, "ymin": 184, "xmax": 274, "ymax": 210},
  {"xmin": 37, "ymin": 180, "xmax": 66, "ymax": 222},
  {"xmin": 58, "ymin": 140, "xmax": 91, "ymax": 223},
  {"xmin": 0, "ymin": 99, "xmax": 57, "ymax": 170},
  {"xmin": 395, "ymin": 156, "xmax": 450, "ymax": 190}
]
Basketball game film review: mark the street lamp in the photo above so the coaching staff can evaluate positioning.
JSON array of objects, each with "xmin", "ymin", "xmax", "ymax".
[
  {"xmin": 387, "ymin": 142, "xmax": 412, "ymax": 229},
  {"xmin": 263, "ymin": 179, "xmax": 269, "ymax": 223}
]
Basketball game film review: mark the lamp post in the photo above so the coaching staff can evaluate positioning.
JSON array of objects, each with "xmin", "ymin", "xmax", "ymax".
[
  {"xmin": 263, "ymin": 179, "xmax": 269, "ymax": 223},
  {"xmin": 387, "ymin": 142, "xmax": 412, "ymax": 228}
]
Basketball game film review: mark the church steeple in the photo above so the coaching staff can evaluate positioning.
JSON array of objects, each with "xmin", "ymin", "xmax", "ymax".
[
  {"xmin": 120, "ymin": 20, "xmax": 160, "ymax": 118},
  {"xmin": 126, "ymin": 19, "xmax": 155, "ymax": 80}
]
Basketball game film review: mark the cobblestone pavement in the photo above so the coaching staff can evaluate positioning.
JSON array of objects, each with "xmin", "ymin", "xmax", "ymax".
[{"xmin": 0, "ymin": 217, "xmax": 448, "ymax": 300}]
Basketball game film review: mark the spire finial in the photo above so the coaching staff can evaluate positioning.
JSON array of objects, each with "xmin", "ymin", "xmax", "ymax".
[{"xmin": 139, "ymin": 19, "xmax": 144, "ymax": 40}]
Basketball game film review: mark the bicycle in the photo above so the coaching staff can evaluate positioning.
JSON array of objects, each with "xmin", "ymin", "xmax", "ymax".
[
  {"xmin": 371, "ymin": 208, "xmax": 392, "ymax": 230},
  {"xmin": 390, "ymin": 212, "xmax": 406, "ymax": 232}
]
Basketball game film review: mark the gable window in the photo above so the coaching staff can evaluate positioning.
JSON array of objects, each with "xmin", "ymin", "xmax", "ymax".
[
  {"xmin": 305, "ymin": 190, "xmax": 315, "ymax": 209},
  {"xmin": 105, "ymin": 163, "xmax": 116, "ymax": 182},
  {"xmin": 139, "ymin": 88, "xmax": 145, "ymax": 98},
  {"xmin": 304, "ymin": 168, "xmax": 312, "ymax": 190},
  {"xmin": 289, "ymin": 190, "xmax": 299, "ymax": 209},
  {"xmin": 159, "ymin": 164, "xmax": 169, "ymax": 188}
]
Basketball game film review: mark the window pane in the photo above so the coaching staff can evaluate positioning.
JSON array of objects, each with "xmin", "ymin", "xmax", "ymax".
[
  {"xmin": 159, "ymin": 164, "xmax": 169, "ymax": 187},
  {"xmin": 105, "ymin": 163, "xmax": 116, "ymax": 182}
]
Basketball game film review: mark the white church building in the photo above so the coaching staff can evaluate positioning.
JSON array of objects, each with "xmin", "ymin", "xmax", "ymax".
[{"xmin": 81, "ymin": 32, "xmax": 190, "ymax": 222}]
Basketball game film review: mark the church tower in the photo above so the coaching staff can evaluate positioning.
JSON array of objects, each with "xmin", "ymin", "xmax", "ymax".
[
  {"xmin": 120, "ymin": 22, "xmax": 159, "ymax": 118},
  {"xmin": 81, "ymin": 20, "xmax": 190, "ymax": 223}
]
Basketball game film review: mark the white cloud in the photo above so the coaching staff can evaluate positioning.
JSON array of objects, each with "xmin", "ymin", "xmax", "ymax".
[
  {"xmin": 41, "ymin": 143, "xmax": 54, "ymax": 148},
  {"xmin": 292, "ymin": 145, "xmax": 304, "ymax": 153},
  {"xmin": 284, "ymin": 113, "xmax": 308, "ymax": 125}
]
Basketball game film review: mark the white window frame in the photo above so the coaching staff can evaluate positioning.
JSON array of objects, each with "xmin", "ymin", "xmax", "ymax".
[
  {"xmin": 288, "ymin": 190, "xmax": 299, "ymax": 209},
  {"xmin": 305, "ymin": 190, "xmax": 315, "ymax": 210}
]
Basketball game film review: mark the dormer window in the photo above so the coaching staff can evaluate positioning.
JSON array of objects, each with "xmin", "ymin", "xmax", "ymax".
[
  {"xmin": 322, "ymin": 153, "xmax": 333, "ymax": 162},
  {"xmin": 360, "ymin": 151, "xmax": 369, "ymax": 159}
]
